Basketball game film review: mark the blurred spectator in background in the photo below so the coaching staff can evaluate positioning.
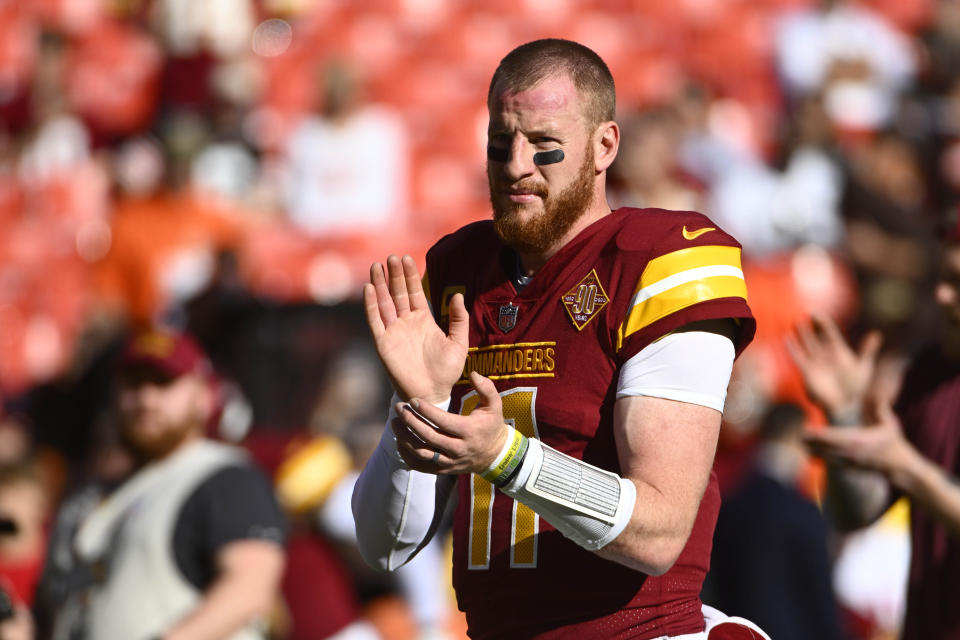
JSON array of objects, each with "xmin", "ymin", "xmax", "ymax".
[
  {"xmin": 316, "ymin": 416, "xmax": 456, "ymax": 640},
  {"xmin": 307, "ymin": 346, "xmax": 388, "ymax": 442},
  {"xmin": 669, "ymin": 78, "xmax": 846, "ymax": 257},
  {"xmin": 709, "ymin": 403, "xmax": 840, "ymax": 640},
  {"xmin": 94, "ymin": 136, "xmax": 245, "ymax": 327},
  {"xmin": 281, "ymin": 60, "xmax": 409, "ymax": 236},
  {"xmin": 608, "ymin": 106, "xmax": 704, "ymax": 213},
  {"xmin": 775, "ymin": 0, "xmax": 915, "ymax": 131},
  {"xmin": 184, "ymin": 248, "xmax": 262, "ymax": 384},
  {"xmin": 839, "ymin": 129, "xmax": 937, "ymax": 349},
  {"xmin": 0, "ymin": 577, "xmax": 33, "ymax": 640},
  {"xmin": 673, "ymin": 82, "xmax": 754, "ymax": 198},
  {"xmin": 60, "ymin": 328, "xmax": 286, "ymax": 640},
  {"xmin": 275, "ymin": 342, "xmax": 455, "ymax": 640},
  {"xmin": 788, "ymin": 227, "xmax": 960, "ymax": 639},
  {"xmin": 695, "ymin": 89, "xmax": 846, "ymax": 255},
  {"xmin": 0, "ymin": 465, "xmax": 49, "ymax": 612},
  {"xmin": 0, "ymin": 465, "xmax": 47, "ymax": 640},
  {"xmin": 274, "ymin": 427, "xmax": 379, "ymax": 640},
  {"xmin": 0, "ymin": 410, "xmax": 31, "ymax": 470},
  {"xmin": 33, "ymin": 413, "xmax": 132, "ymax": 640},
  {"xmin": 63, "ymin": 18, "xmax": 163, "ymax": 145},
  {"xmin": 830, "ymin": 498, "xmax": 910, "ymax": 639}
]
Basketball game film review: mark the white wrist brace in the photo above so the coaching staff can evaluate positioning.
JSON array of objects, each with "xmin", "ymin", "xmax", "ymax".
[{"xmin": 499, "ymin": 438, "xmax": 636, "ymax": 551}]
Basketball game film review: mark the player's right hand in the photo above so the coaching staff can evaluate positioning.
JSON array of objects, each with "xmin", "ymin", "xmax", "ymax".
[{"xmin": 364, "ymin": 254, "xmax": 469, "ymax": 404}]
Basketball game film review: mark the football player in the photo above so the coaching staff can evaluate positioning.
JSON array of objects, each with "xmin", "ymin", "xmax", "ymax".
[{"xmin": 353, "ymin": 39, "xmax": 768, "ymax": 640}]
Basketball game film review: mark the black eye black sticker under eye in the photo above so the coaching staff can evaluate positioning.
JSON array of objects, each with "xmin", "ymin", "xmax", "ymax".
[
  {"xmin": 486, "ymin": 147, "xmax": 565, "ymax": 165},
  {"xmin": 533, "ymin": 149, "xmax": 564, "ymax": 165}
]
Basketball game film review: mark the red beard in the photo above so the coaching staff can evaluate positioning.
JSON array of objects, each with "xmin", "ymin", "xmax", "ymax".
[
  {"xmin": 119, "ymin": 417, "xmax": 198, "ymax": 464},
  {"xmin": 490, "ymin": 145, "xmax": 595, "ymax": 256}
]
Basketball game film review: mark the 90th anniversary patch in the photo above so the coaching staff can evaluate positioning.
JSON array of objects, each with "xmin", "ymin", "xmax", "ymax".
[{"xmin": 562, "ymin": 269, "xmax": 609, "ymax": 331}]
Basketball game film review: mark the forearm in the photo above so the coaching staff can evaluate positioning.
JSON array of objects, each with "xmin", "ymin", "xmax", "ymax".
[
  {"xmin": 599, "ymin": 327, "xmax": 732, "ymax": 573},
  {"xmin": 494, "ymin": 434, "xmax": 699, "ymax": 576},
  {"xmin": 502, "ymin": 331, "xmax": 729, "ymax": 575},
  {"xmin": 352, "ymin": 401, "xmax": 456, "ymax": 570},
  {"xmin": 823, "ymin": 463, "xmax": 891, "ymax": 531},
  {"xmin": 891, "ymin": 447, "xmax": 960, "ymax": 539},
  {"xmin": 594, "ymin": 477, "xmax": 704, "ymax": 575},
  {"xmin": 162, "ymin": 553, "xmax": 281, "ymax": 640}
]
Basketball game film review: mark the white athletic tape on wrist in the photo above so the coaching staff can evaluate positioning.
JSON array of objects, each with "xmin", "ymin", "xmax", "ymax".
[{"xmin": 500, "ymin": 438, "xmax": 636, "ymax": 551}]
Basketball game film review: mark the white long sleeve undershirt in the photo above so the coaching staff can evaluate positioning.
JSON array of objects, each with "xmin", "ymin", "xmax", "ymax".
[{"xmin": 351, "ymin": 400, "xmax": 456, "ymax": 570}]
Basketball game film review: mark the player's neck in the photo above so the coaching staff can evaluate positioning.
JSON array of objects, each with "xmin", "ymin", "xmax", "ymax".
[{"xmin": 517, "ymin": 200, "xmax": 612, "ymax": 275}]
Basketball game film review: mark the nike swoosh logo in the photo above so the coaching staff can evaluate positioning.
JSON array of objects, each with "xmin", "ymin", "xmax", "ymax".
[{"xmin": 682, "ymin": 225, "xmax": 715, "ymax": 240}]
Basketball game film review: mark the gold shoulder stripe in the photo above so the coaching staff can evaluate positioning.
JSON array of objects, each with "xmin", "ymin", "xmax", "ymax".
[
  {"xmin": 617, "ymin": 245, "xmax": 747, "ymax": 349},
  {"xmin": 638, "ymin": 245, "xmax": 742, "ymax": 292}
]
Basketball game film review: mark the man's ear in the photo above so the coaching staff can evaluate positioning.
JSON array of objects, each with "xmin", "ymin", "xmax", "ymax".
[{"xmin": 594, "ymin": 121, "xmax": 619, "ymax": 173}]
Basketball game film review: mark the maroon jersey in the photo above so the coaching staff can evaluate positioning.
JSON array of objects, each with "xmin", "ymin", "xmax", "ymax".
[
  {"xmin": 894, "ymin": 346, "xmax": 960, "ymax": 640},
  {"xmin": 424, "ymin": 208, "xmax": 755, "ymax": 639}
]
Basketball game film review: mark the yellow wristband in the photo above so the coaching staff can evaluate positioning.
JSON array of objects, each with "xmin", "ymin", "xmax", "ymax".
[{"xmin": 481, "ymin": 426, "xmax": 528, "ymax": 486}]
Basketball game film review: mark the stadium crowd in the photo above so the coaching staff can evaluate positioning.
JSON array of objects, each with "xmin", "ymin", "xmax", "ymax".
[{"xmin": 0, "ymin": 0, "xmax": 957, "ymax": 638}]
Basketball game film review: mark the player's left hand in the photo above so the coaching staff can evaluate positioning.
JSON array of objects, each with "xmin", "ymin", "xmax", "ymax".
[
  {"xmin": 803, "ymin": 396, "xmax": 918, "ymax": 485},
  {"xmin": 391, "ymin": 371, "xmax": 509, "ymax": 475}
]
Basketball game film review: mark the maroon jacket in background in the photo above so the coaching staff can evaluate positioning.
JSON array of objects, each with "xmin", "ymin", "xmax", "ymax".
[{"xmin": 894, "ymin": 345, "xmax": 960, "ymax": 640}]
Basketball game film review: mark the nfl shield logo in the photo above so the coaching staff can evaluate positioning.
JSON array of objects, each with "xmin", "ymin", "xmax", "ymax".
[{"xmin": 498, "ymin": 303, "xmax": 519, "ymax": 333}]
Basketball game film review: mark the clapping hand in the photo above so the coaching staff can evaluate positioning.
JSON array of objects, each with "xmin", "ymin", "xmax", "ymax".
[
  {"xmin": 392, "ymin": 371, "xmax": 509, "ymax": 476},
  {"xmin": 364, "ymin": 255, "xmax": 469, "ymax": 404},
  {"xmin": 803, "ymin": 396, "xmax": 917, "ymax": 487},
  {"xmin": 786, "ymin": 313, "xmax": 882, "ymax": 419}
]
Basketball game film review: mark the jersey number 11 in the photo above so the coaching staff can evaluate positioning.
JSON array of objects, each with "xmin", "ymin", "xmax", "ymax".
[{"xmin": 462, "ymin": 387, "xmax": 540, "ymax": 570}]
